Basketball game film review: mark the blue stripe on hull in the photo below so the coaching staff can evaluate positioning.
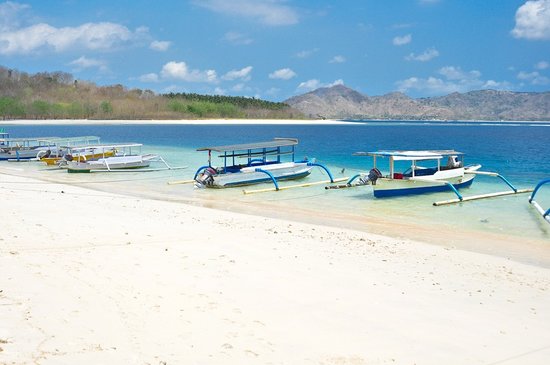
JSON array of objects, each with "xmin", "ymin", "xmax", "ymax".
[
  {"xmin": 373, "ymin": 178, "xmax": 474, "ymax": 198},
  {"xmin": 221, "ymin": 170, "xmax": 311, "ymax": 187}
]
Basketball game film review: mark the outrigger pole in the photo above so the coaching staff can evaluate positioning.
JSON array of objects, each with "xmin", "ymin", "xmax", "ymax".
[
  {"xmin": 242, "ymin": 162, "xmax": 341, "ymax": 194},
  {"xmin": 529, "ymin": 178, "xmax": 550, "ymax": 223},
  {"xmin": 433, "ymin": 170, "xmax": 533, "ymax": 206}
]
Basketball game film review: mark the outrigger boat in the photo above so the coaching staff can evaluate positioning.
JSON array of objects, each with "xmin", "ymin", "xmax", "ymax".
[
  {"xmin": 64, "ymin": 143, "xmax": 166, "ymax": 173},
  {"xmin": 37, "ymin": 136, "xmax": 107, "ymax": 166},
  {"xmin": 194, "ymin": 138, "xmax": 333, "ymax": 188},
  {"xmin": 0, "ymin": 136, "xmax": 60, "ymax": 161},
  {"xmin": 529, "ymin": 179, "xmax": 550, "ymax": 223},
  {"xmin": 344, "ymin": 150, "xmax": 482, "ymax": 198}
]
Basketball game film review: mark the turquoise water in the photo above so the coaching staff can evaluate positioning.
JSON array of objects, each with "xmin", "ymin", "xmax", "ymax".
[{"xmin": 2, "ymin": 121, "xmax": 549, "ymax": 258}]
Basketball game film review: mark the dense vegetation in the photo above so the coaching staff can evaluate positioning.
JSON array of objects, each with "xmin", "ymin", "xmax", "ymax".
[{"xmin": 0, "ymin": 66, "xmax": 302, "ymax": 120}]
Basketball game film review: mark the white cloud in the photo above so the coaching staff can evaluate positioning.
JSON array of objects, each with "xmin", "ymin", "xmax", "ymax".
[
  {"xmin": 150, "ymin": 40, "xmax": 171, "ymax": 51},
  {"xmin": 329, "ymin": 55, "xmax": 346, "ymax": 64},
  {"xmin": 0, "ymin": 21, "xmax": 142, "ymax": 55},
  {"xmin": 295, "ymin": 48, "xmax": 319, "ymax": 58},
  {"xmin": 0, "ymin": 1, "xmax": 29, "ymax": 32},
  {"xmin": 511, "ymin": 0, "xmax": 550, "ymax": 40},
  {"xmin": 405, "ymin": 47, "xmax": 439, "ymax": 62},
  {"xmin": 223, "ymin": 31, "xmax": 253, "ymax": 45},
  {"xmin": 393, "ymin": 34, "xmax": 412, "ymax": 46},
  {"xmin": 161, "ymin": 61, "xmax": 217, "ymax": 83},
  {"xmin": 269, "ymin": 68, "xmax": 296, "ymax": 80},
  {"xmin": 222, "ymin": 66, "xmax": 253, "ymax": 81},
  {"xmin": 438, "ymin": 66, "xmax": 481, "ymax": 81},
  {"xmin": 297, "ymin": 78, "xmax": 343, "ymax": 91},
  {"xmin": 69, "ymin": 56, "xmax": 108, "ymax": 72},
  {"xmin": 138, "ymin": 73, "xmax": 159, "ymax": 82},
  {"xmin": 214, "ymin": 87, "xmax": 226, "ymax": 95},
  {"xmin": 535, "ymin": 60, "xmax": 550, "ymax": 69},
  {"xmin": 194, "ymin": 0, "xmax": 298, "ymax": 26},
  {"xmin": 396, "ymin": 66, "xmax": 512, "ymax": 95},
  {"xmin": 517, "ymin": 70, "xmax": 550, "ymax": 85}
]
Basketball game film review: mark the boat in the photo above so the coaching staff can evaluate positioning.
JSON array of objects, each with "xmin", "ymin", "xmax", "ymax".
[
  {"xmin": 349, "ymin": 150, "xmax": 482, "ymax": 198},
  {"xmin": 194, "ymin": 138, "xmax": 319, "ymax": 188},
  {"xmin": 37, "ymin": 136, "xmax": 107, "ymax": 166},
  {"xmin": 0, "ymin": 136, "xmax": 60, "ymax": 161},
  {"xmin": 65, "ymin": 143, "xmax": 161, "ymax": 173}
]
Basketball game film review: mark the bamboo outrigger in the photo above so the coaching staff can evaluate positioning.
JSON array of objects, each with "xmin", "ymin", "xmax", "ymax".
[
  {"xmin": 433, "ymin": 170, "xmax": 533, "ymax": 206},
  {"xmin": 529, "ymin": 179, "xmax": 550, "ymax": 223}
]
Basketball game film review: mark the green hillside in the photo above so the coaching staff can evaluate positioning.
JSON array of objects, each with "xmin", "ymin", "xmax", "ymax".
[{"xmin": 0, "ymin": 66, "xmax": 303, "ymax": 120}]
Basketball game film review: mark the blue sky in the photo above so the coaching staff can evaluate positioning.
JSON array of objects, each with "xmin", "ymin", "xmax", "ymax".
[{"xmin": 1, "ymin": 0, "xmax": 549, "ymax": 101}]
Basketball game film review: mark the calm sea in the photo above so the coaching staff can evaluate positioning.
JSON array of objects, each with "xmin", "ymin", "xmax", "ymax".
[{"xmin": 3, "ymin": 121, "xmax": 549, "ymax": 260}]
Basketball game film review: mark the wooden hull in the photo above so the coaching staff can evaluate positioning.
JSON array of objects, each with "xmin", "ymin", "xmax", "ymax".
[
  {"xmin": 67, "ymin": 154, "xmax": 156, "ymax": 173},
  {"xmin": 42, "ymin": 150, "xmax": 115, "ymax": 166},
  {"xmin": 372, "ymin": 174, "xmax": 476, "ymax": 198},
  {"xmin": 199, "ymin": 162, "xmax": 313, "ymax": 188}
]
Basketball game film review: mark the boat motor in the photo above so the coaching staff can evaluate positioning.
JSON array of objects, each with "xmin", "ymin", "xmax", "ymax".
[
  {"xmin": 367, "ymin": 167, "xmax": 383, "ymax": 185},
  {"xmin": 195, "ymin": 167, "xmax": 217, "ymax": 188}
]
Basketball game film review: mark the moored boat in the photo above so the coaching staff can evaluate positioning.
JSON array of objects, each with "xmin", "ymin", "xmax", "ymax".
[
  {"xmin": 65, "ymin": 143, "xmax": 159, "ymax": 173},
  {"xmin": 194, "ymin": 138, "xmax": 316, "ymax": 188},
  {"xmin": 350, "ymin": 150, "xmax": 481, "ymax": 198}
]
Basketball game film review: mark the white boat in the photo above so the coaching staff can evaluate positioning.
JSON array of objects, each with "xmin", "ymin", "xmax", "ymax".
[
  {"xmin": 65, "ymin": 143, "xmax": 160, "ymax": 173},
  {"xmin": 194, "ymin": 138, "xmax": 319, "ymax": 188},
  {"xmin": 350, "ymin": 150, "xmax": 481, "ymax": 198},
  {"xmin": 0, "ymin": 136, "xmax": 60, "ymax": 161},
  {"xmin": 36, "ymin": 136, "xmax": 103, "ymax": 165}
]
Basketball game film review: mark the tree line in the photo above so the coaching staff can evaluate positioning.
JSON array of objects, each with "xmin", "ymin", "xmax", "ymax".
[{"xmin": 0, "ymin": 66, "xmax": 303, "ymax": 120}]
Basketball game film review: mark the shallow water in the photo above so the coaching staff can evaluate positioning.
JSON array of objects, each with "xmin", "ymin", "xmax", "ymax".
[{"xmin": 2, "ymin": 121, "xmax": 549, "ymax": 265}]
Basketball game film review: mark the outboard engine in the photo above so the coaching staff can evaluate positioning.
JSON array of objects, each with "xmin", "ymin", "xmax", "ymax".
[
  {"xmin": 194, "ymin": 167, "xmax": 217, "ymax": 188},
  {"xmin": 367, "ymin": 167, "xmax": 383, "ymax": 185}
]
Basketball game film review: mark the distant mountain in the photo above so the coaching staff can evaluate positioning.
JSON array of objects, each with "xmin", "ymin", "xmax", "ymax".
[{"xmin": 285, "ymin": 84, "xmax": 550, "ymax": 121}]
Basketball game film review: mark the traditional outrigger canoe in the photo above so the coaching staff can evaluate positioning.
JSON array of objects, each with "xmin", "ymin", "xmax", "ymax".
[
  {"xmin": 65, "ymin": 143, "xmax": 162, "ymax": 173},
  {"xmin": 37, "ymin": 136, "xmax": 106, "ymax": 165},
  {"xmin": 194, "ymin": 138, "xmax": 332, "ymax": 188},
  {"xmin": 0, "ymin": 136, "xmax": 60, "ymax": 161},
  {"xmin": 346, "ymin": 150, "xmax": 482, "ymax": 198}
]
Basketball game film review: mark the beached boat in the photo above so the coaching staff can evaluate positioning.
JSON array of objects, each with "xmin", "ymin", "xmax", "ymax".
[
  {"xmin": 0, "ymin": 136, "xmax": 60, "ymax": 161},
  {"xmin": 65, "ymin": 143, "xmax": 160, "ymax": 173},
  {"xmin": 37, "ymin": 136, "xmax": 107, "ymax": 165},
  {"xmin": 349, "ymin": 150, "xmax": 481, "ymax": 198},
  {"xmin": 194, "ymin": 138, "xmax": 318, "ymax": 188}
]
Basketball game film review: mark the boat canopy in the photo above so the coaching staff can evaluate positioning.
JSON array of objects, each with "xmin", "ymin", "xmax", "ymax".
[
  {"xmin": 67, "ymin": 143, "xmax": 143, "ymax": 152},
  {"xmin": 197, "ymin": 138, "xmax": 299, "ymax": 153},
  {"xmin": 355, "ymin": 150, "xmax": 464, "ymax": 161},
  {"xmin": 37, "ymin": 136, "xmax": 101, "ymax": 145}
]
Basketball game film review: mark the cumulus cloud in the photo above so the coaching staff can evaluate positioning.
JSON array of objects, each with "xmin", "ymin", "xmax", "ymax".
[
  {"xmin": 405, "ymin": 47, "xmax": 439, "ymax": 61},
  {"xmin": 193, "ymin": 0, "xmax": 298, "ymax": 26},
  {"xmin": 0, "ymin": 21, "xmax": 143, "ymax": 55},
  {"xmin": 161, "ymin": 61, "xmax": 217, "ymax": 83},
  {"xmin": 222, "ymin": 66, "xmax": 253, "ymax": 81},
  {"xmin": 297, "ymin": 78, "xmax": 343, "ymax": 91},
  {"xmin": 150, "ymin": 40, "xmax": 171, "ymax": 51},
  {"xmin": 223, "ymin": 31, "xmax": 253, "ymax": 45},
  {"xmin": 393, "ymin": 34, "xmax": 412, "ymax": 46},
  {"xmin": 396, "ymin": 66, "xmax": 512, "ymax": 95},
  {"xmin": 517, "ymin": 70, "xmax": 550, "ymax": 85},
  {"xmin": 269, "ymin": 68, "xmax": 296, "ymax": 80},
  {"xmin": 69, "ymin": 56, "xmax": 108, "ymax": 72},
  {"xmin": 511, "ymin": 0, "xmax": 550, "ymax": 40},
  {"xmin": 329, "ymin": 55, "xmax": 346, "ymax": 64},
  {"xmin": 138, "ymin": 73, "xmax": 159, "ymax": 82}
]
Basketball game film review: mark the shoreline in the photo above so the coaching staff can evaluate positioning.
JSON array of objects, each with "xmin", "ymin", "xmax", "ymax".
[
  {"xmin": 1, "ymin": 118, "xmax": 549, "ymax": 126},
  {"xmin": 1, "ymin": 171, "xmax": 550, "ymax": 364}
]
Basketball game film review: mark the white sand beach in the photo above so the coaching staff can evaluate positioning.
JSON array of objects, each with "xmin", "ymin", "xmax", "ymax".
[{"xmin": 1, "ymin": 171, "xmax": 550, "ymax": 364}]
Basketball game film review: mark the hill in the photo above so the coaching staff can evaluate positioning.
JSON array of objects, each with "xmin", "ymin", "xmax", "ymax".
[
  {"xmin": 285, "ymin": 84, "xmax": 550, "ymax": 121},
  {"xmin": 0, "ymin": 66, "xmax": 302, "ymax": 120}
]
